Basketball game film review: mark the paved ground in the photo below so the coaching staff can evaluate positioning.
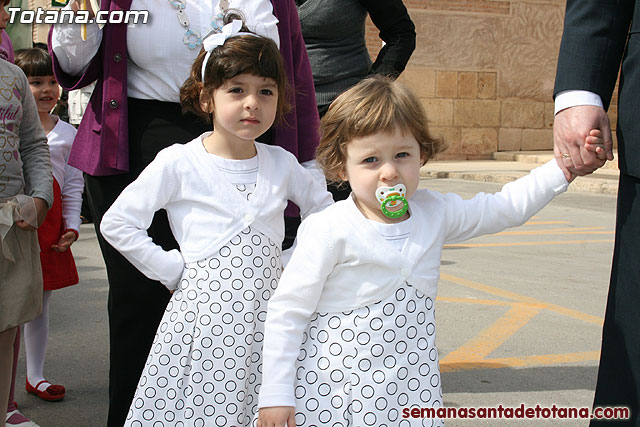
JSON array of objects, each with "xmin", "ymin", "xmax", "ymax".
[{"xmin": 11, "ymin": 155, "xmax": 620, "ymax": 426}]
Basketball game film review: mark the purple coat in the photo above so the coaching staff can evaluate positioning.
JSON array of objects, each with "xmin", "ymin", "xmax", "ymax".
[{"xmin": 50, "ymin": 0, "xmax": 320, "ymax": 176}]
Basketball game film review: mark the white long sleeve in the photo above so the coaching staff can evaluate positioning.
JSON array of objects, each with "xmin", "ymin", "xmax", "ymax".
[
  {"xmin": 100, "ymin": 148, "xmax": 185, "ymax": 289},
  {"xmin": 61, "ymin": 162, "xmax": 84, "ymax": 233},
  {"xmin": 47, "ymin": 119, "xmax": 83, "ymax": 233}
]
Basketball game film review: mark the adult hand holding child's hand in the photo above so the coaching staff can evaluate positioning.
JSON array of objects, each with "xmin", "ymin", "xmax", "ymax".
[{"xmin": 553, "ymin": 105, "xmax": 613, "ymax": 181}]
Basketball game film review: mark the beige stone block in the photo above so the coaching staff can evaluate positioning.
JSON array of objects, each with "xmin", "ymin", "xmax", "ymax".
[
  {"xmin": 497, "ymin": 3, "xmax": 564, "ymax": 101},
  {"xmin": 503, "ymin": 101, "xmax": 546, "ymax": 128},
  {"xmin": 521, "ymin": 129, "xmax": 553, "ymax": 150},
  {"xmin": 499, "ymin": 128, "xmax": 522, "ymax": 151},
  {"xmin": 411, "ymin": 15, "xmax": 500, "ymax": 71},
  {"xmin": 461, "ymin": 128, "xmax": 498, "ymax": 155},
  {"xmin": 429, "ymin": 126, "xmax": 460, "ymax": 157},
  {"xmin": 544, "ymin": 102, "xmax": 555, "ymax": 129},
  {"xmin": 436, "ymin": 71, "xmax": 458, "ymax": 98},
  {"xmin": 477, "ymin": 72, "xmax": 497, "ymax": 99},
  {"xmin": 399, "ymin": 68, "xmax": 435, "ymax": 98},
  {"xmin": 458, "ymin": 72, "xmax": 477, "ymax": 99},
  {"xmin": 454, "ymin": 100, "xmax": 501, "ymax": 127},
  {"xmin": 422, "ymin": 99, "xmax": 454, "ymax": 127},
  {"xmin": 501, "ymin": 101, "xmax": 545, "ymax": 128}
]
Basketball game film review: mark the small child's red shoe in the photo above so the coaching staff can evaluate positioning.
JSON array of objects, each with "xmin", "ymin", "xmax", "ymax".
[{"xmin": 25, "ymin": 379, "xmax": 65, "ymax": 402}]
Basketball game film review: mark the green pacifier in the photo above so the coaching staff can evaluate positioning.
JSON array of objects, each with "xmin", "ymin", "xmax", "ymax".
[{"xmin": 376, "ymin": 184, "xmax": 409, "ymax": 219}]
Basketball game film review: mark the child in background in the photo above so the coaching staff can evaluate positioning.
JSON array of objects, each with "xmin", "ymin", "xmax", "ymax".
[
  {"xmin": 258, "ymin": 76, "xmax": 604, "ymax": 427},
  {"xmin": 100, "ymin": 21, "xmax": 333, "ymax": 426},
  {"xmin": 13, "ymin": 48, "xmax": 83, "ymax": 404},
  {"xmin": 0, "ymin": 3, "xmax": 53, "ymax": 426}
]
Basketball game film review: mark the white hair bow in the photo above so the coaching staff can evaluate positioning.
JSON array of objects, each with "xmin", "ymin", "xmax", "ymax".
[{"xmin": 201, "ymin": 20, "xmax": 256, "ymax": 82}]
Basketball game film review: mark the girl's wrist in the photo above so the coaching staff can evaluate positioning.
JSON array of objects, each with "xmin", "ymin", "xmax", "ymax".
[{"xmin": 63, "ymin": 228, "xmax": 79, "ymax": 240}]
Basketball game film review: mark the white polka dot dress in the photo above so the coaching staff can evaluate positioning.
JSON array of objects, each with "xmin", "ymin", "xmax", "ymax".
[
  {"xmin": 125, "ymin": 184, "xmax": 281, "ymax": 426},
  {"xmin": 292, "ymin": 283, "xmax": 444, "ymax": 427}
]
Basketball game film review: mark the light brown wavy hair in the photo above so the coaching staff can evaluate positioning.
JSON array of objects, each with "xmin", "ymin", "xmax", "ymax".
[
  {"xmin": 316, "ymin": 76, "xmax": 446, "ymax": 185},
  {"xmin": 180, "ymin": 22, "xmax": 290, "ymax": 124}
]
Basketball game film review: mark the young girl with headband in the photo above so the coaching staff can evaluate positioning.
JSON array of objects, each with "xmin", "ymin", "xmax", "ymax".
[
  {"xmin": 100, "ymin": 21, "xmax": 333, "ymax": 426},
  {"xmin": 257, "ymin": 76, "xmax": 605, "ymax": 427}
]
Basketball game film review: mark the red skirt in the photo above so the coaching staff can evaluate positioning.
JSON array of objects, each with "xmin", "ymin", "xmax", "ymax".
[{"xmin": 38, "ymin": 178, "xmax": 79, "ymax": 290}]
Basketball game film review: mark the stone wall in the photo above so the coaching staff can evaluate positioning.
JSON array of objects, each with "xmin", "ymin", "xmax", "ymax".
[{"xmin": 366, "ymin": 0, "xmax": 619, "ymax": 159}]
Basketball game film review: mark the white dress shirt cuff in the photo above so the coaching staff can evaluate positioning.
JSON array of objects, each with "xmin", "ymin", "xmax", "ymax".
[{"xmin": 554, "ymin": 90, "xmax": 603, "ymax": 115}]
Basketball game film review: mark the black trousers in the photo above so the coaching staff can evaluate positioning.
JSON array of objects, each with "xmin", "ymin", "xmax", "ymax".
[
  {"xmin": 591, "ymin": 173, "xmax": 640, "ymax": 426},
  {"xmin": 85, "ymin": 99, "xmax": 209, "ymax": 427}
]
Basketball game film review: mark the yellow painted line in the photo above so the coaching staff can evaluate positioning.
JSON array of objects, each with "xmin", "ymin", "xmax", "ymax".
[
  {"xmin": 440, "ymin": 273, "xmax": 603, "ymax": 325},
  {"xmin": 437, "ymin": 296, "xmax": 514, "ymax": 306},
  {"xmin": 496, "ymin": 231, "xmax": 612, "ymax": 236},
  {"xmin": 495, "ymin": 229, "xmax": 612, "ymax": 236},
  {"xmin": 441, "ymin": 351, "xmax": 600, "ymax": 372},
  {"xmin": 444, "ymin": 239, "xmax": 614, "ymax": 248},
  {"xmin": 496, "ymin": 226, "xmax": 605, "ymax": 234},
  {"xmin": 524, "ymin": 220, "xmax": 570, "ymax": 225},
  {"xmin": 441, "ymin": 303, "xmax": 543, "ymax": 362}
]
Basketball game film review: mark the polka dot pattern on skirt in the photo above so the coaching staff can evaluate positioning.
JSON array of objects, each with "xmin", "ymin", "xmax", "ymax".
[
  {"xmin": 292, "ymin": 284, "xmax": 444, "ymax": 427},
  {"xmin": 124, "ymin": 223, "xmax": 281, "ymax": 426}
]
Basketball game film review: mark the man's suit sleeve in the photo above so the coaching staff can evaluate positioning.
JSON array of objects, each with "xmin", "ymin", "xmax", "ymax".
[{"xmin": 553, "ymin": 0, "xmax": 634, "ymax": 110}]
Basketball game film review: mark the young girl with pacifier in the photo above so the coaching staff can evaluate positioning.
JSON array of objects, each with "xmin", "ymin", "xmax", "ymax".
[
  {"xmin": 100, "ymin": 21, "xmax": 333, "ymax": 426},
  {"xmin": 257, "ymin": 76, "xmax": 604, "ymax": 427}
]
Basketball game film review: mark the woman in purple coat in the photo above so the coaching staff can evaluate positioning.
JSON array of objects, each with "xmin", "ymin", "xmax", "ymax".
[{"xmin": 49, "ymin": 1, "xmax": 319, "ymax": 425}]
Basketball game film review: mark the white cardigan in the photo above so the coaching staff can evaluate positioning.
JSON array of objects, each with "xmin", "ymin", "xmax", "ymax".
[
  {"xmin": 100, "ymin": 134, "xmax": 333, "ymax": 289},
  {"xmin": 48, "ymin": 118, "xmax": 83, "ymax": 233},
  {"xmin": 259, "ymin": 160, "xmax": 568, "ymax": 408}
]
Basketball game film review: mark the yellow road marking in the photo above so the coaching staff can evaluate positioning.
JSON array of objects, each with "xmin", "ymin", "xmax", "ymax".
[
  {"xmin": 445, "ymin": 239, "xmax": 614, "ymax": 248},
  {"xmin": 495, "ymin": 228, "xmax": 612, "ymax": 236},
  {"xmin": 441, "ymin": 351, "xmax": 600, "ymax": 372},
  {"xmin": 437, "ymin": 296, "xmax": 515, "ymax": 306},
  {"xmin": 441, "ymin": 303, "xmax": 543, "ymax": 362},
  {"xmin": 524, "ymin": 220, "xmax": 570, "ymax": 225},
  {"xmin": 437, "ymin": 216, "xmax": 606, "ymax": 373},
  {"xmin": 497, "ymin": 226, "xmax": 605, "ymax": 234},
  {"xmin": 440, "ymin": 273, "xmax": 603, "ymax": 326}
]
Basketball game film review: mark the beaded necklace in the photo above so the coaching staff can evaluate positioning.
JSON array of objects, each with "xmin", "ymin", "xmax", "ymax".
[{"xmin": 168, "ymin": 0, "xmax": 229, "ymax": 49}]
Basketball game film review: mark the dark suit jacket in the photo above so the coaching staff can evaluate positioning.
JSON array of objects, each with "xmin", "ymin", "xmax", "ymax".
[{"xmin": 554, "ymin": 0, "xmax": 638, "ymax": 178}]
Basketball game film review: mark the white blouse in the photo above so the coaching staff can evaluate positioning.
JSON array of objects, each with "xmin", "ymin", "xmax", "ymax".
[{"xmin": 51, "ymin": 0, "xmax": 279, "ymax": 102}]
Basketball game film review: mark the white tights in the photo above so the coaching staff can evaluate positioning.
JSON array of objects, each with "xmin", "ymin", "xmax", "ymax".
[{"xmin": 23, "ymin": 290, "xmax": 51, "ymax": 387}]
